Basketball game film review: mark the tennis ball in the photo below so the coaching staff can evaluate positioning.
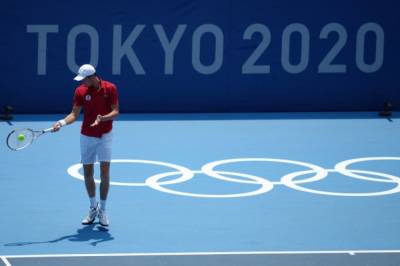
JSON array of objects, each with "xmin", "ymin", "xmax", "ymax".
[{"xmin": 17, "ymin": 134, "xmax": 25, "ymax": 142}]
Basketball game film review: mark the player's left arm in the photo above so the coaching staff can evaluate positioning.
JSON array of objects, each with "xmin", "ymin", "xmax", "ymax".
[
  {"xmin": 90, "ymin": 103, "xmax": 119, "ymax": 127},
  {"xmin": 91, "ymin": 84, "xmax": 120, "ymax": 127},
  {"xmin": 99, "ymin": 104, "xmax": 119, "ymax": 122}
]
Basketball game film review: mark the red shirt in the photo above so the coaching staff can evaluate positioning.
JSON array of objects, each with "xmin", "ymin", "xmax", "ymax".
[{"xmin": 73, "ymin": 79, "xmax": 119, "ymax": 138}]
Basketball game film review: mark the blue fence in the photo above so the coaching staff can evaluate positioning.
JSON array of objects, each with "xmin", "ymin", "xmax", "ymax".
[{"xmin": 0, "ymin": 0, "xmax": 398, "ymax": 113}]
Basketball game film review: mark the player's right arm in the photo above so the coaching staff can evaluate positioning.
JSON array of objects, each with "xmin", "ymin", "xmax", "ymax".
[{"xmin": 52, "ymin": 105, "xmax": 82, "ymax": 132}]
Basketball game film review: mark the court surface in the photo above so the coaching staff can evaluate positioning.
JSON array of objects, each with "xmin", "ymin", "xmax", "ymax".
[{"xmin": 1, "ymin": 112, "xmax": 400, "ymax": 265}]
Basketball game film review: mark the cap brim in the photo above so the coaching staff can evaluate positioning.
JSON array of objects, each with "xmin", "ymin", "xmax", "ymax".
[{"xmin": 73, "ymin": 75, "xmax": 85, "ymax": 81}]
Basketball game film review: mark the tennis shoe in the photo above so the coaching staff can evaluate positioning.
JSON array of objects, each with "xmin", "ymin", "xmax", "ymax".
[
  {"xmin": 98, "ymin": 209, "xmax": 109, "ymax": 226},
  {"xmin": 82, "ymin": 204, "xmax": 99, "ymax": 225}
]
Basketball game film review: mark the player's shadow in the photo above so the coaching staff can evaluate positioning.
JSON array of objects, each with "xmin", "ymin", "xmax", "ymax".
[{"xmin": 4, "ymin": 224, "xmax": 114, "ymax": 247}]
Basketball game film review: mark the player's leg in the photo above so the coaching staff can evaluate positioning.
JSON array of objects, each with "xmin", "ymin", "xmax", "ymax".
[
  {"xmin": 97, "ymin": 132, "xmax": 113, "ymax": 226},
  {"xmin": 99, "ymin": 161, "xmax": 110, "ymax": 202},
  {"xmin": 81, "ymin": 134, "xmax": 99, "ymax": 224},
  {"xmin": 82, "ymin": 163, "xmax": 99, "ymax": 224},
  {"xmin": 83, "ymin": 164, "xmax": 96, "ymax": 199},
  {"xmin": 98, "ymin": 131, "xmax": 112, "ymax": 203}
]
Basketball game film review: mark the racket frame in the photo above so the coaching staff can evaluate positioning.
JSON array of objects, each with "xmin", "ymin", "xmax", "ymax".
[{"xmin": 6, "ymin": 127, "xmax": 53, "ymax": 151}]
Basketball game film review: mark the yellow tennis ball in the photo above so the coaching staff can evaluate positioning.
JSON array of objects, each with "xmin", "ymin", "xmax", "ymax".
[{"xmin": 17, "ymin": 134, "xmax": 25, "ymax": 142}]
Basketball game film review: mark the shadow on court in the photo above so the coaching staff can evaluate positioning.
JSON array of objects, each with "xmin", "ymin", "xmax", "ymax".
[{"xmin": 4, "ymin": 224, "xmax": 114, "ymax": 247}]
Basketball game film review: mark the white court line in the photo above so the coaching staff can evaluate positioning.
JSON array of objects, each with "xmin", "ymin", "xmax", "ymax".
[
  {"xmin": 3, "ymin": 250, "xmax": 400, "ymax": 259},
  {"xmin": 1, "ymin": 256, "xmax": 11, "ymax": 266}
]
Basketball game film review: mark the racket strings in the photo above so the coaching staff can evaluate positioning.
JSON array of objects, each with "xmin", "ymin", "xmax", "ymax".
[{"xmin": 7, "ymin": 129, "xmax": 34, "ymax": 150}]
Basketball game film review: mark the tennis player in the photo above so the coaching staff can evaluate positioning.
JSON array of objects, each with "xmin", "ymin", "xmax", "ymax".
[{"xmin": 52, "ymin": 64, "xmax": 119, "ymax": 226}]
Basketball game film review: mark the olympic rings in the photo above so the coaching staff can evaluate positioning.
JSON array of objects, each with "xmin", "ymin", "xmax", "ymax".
[
  {"xmin": 281, "ymin": 169, "xmax": 400, "ymax": 197},
  {"xmin": 67, "ymin": 157, "xmax": 400, "ymax": 198},
  {"xmin": 335, "ymin": 157, "xmax": 400, "ymax": 183},
  {"xmin": 201, "ymin": 158, "xmax": 327, "ymax": 185},
  {"xmin": 146, "ymin": 170, "xmax": 273, "ymax": 198},
  {"xmin": 67, "ymin": 159, "xmax": 193, "ymax": 187}
]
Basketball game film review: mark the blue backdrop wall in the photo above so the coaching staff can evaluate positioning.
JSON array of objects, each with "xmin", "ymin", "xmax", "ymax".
[{"xmin": 1, "ymin": 0, "xmax": 399, "ymax": 113}]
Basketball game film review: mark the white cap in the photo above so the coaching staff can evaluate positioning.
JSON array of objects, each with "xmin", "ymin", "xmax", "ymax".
[{"xmin": 73, "ymin": 64, "xmax": 96, "ymax": 81}]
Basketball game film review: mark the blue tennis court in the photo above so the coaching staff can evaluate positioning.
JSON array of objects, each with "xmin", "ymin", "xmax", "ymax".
[
  {"xmin": 2, "ymin": 0, "xmax": 400, "ymax": 265},
  {"xmin": 1, "ymin": 112, "xmax": 400, "ymax": 265}
]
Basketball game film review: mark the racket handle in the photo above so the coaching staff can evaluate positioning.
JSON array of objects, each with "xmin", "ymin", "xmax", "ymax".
[{"xmin": 43, "ymin": 127, "xmax": 54, "ymax": 133}]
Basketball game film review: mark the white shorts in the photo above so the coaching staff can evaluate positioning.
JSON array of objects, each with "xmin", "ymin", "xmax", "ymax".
[{"xmin": 80, "ymin": 132, "xmax": 113, "ymax": 164}]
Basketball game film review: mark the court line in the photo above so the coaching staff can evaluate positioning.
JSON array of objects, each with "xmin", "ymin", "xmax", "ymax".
[
  {"xmin": 3, "ymin": 250, "xmax": 400, "ymax": 259},
  {"xmin": 1, "ymin": 256, "xmax": 11, "ymax": 266}
]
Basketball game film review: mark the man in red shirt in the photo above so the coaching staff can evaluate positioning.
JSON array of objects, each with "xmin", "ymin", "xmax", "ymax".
[{"xmin": 53, "ymin": 64, "xmax": 119, "ymax": 226}]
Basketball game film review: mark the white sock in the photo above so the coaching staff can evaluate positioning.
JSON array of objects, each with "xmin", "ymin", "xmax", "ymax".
[
  {"xmin": 100, "ymin": 200, "xmax": 106, "ymax": 211},
  {"xmin": 89, "ymin": 197, "xmax": 97, "ymax": 209}
]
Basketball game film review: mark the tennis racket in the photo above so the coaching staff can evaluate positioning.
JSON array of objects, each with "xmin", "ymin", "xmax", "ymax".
[{"xmin": 6, "ymin": 127, "xmax": 54, "ymax": 151}]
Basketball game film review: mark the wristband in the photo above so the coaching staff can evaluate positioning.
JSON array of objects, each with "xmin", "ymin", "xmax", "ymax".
[{"xmin": 58, "ymin": 119, "xmax": 67, "ymax": 127}]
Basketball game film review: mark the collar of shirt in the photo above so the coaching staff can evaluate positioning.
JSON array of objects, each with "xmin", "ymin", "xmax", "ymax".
[{"xmin": 88, "ymin": 79, "xmax": 103, "ymax": 92}]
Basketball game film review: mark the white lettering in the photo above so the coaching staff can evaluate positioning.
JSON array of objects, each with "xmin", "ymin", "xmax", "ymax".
[
  {"xmin": 192, "ymin": 24, "xmax": 224, "ymax": 75},
  {"xmin": 67, "ymin": 25, "xmax": 99, "ymax": 72},
  {"xmin": 26, "ymin": 25, "xmax": 59, "ymax": 75},
  {"xmin": 112, "ymin": 25, "xmax": 146, "ymax": 75}
]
